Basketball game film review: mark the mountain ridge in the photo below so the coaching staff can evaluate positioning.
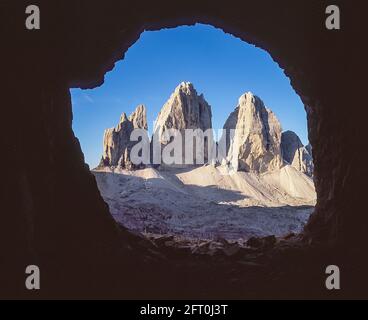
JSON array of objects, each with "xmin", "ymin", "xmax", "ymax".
[{"xmin": 98, "ymin": 82, "xmax": 313, "ymax": 176}]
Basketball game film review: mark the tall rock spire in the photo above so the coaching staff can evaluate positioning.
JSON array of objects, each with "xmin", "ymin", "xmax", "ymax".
[
  {"xmin": 221, "ymin": 92, "xmax": 283, "ymax": 173},
  {"xmin": 129, "ymin": 104, "xmax": 148, "ymax": 130},
  {"xmin": 153, "ymin": 82, "xmax": 214, "ymax": 166},
  {"xmin": 281, "ymin": 130, "xmax": 314, "ymax": 177},
  {"xmin": 100, "ymin": 104, "xmax": 148, "ymax": 169}
]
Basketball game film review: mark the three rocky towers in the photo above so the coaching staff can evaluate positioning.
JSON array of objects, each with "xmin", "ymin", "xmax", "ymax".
[{"xmin": 99, "ymin": 82, "xmax": 313, "ymax": 176}]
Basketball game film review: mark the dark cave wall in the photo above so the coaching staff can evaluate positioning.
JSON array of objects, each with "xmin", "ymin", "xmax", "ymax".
[
  {"xmin": 1, "ymin": 75, "xmax": 130, "ymax": 297},
  {"xmin": 1, "ymin": 0, "xmax": 366, "ymax": 297}
]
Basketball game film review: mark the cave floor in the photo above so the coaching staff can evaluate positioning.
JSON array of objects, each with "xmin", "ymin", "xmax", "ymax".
[{"xmin": 118, "ymin": 230, "xmax": 353, "ymax": 299}]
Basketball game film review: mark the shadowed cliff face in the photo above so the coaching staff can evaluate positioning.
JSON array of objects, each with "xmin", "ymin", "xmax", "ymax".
[
  {"xmin": 281, "ymin": 130, "xmax": 314, "ymax": 177},
  {"xmin": 2, "ymin": 0, "xmax": 366, "ymax": 298}
]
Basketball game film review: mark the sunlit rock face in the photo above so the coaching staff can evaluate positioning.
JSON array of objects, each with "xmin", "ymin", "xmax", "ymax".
[
  {"xmin": 100, "ymin": 105, "xmax": 148, "ymax": 169},
  {"xmin": 129, "ymin": 104, "xmax": 148, "ymax": 131},
  {"xmin": 153, "ymin": 82, "xmax": 214, "ymax": 166},
  {"xmin": 100, "ymin": 82, "xmax": 214, "ymax": 169},
  {"xmin": 281, "ymin": 130, "xmax": 314, "ymax": 177},
  {"xmin": 222, "ymin": 92, "xmax": 283, "ymax": 173}
]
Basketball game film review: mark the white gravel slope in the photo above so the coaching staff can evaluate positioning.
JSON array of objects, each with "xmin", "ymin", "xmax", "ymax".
[{"xmin": 93, "ymin": 165, "xmax": 316, "ymax": 240}]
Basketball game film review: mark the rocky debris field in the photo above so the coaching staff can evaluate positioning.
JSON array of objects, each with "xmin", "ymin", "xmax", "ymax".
[{"xmin": 93, "ymin": 166, "xmax": 315, "ymax": 240}]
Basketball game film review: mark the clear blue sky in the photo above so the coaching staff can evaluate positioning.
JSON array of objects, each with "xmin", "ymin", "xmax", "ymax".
[{"xmin": 71, "ymin": 23, "xmax": 308, "ymax": 168}]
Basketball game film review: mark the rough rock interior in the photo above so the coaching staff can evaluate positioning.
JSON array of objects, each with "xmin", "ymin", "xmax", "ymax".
[{"xmin": 2, "ymin": 0, "xmax": 366, "ymax": 299}]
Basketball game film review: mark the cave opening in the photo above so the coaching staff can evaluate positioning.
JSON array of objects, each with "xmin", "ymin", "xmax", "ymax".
[
  {"xmin": 71, "ymin": 23, "xmax": 316, "ymax": 251},
  {"xmin": 4, "ymin": 0, "xmax": 364, "ymax": 299}
]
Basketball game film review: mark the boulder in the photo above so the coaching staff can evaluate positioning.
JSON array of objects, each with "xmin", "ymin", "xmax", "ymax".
[{"xmin": 246, "ymin": 235, "xmax": 277, "ymax": 249}]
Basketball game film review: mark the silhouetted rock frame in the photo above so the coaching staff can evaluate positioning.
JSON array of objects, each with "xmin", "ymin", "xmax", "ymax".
[{"xmin": 1, "ymin": 0, "xmax": 366, "ymax": 299}]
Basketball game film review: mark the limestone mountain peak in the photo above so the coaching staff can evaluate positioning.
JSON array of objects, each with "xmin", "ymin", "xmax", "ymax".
[
  {"xmin": 100, "ymin": 104, "xmax": 148, "ymax": 169},
  {"xmin": 153, "ymin": 82, "xmax": 213, "ymax": 166},
  {"xmin": 129, "ymin": 104, "xmax": 148, "ymax": 130},
  {"xmin": 281, "ymin": 130, "xmax": 313, "ymax": 177},
  {"xmin": 154, "ymin": 82, "xmax": 212, "ymax": 132},
  {"xmin": 98, "ymin": 85, "xmax": 313, "ymax": 177},
  {"xmin": 176, "ymin": 81, "xmax": 194, "ymax": 92},
  {"xmin": 222, "ymin": 91, "xmax": 283, "ymax": 173},
  {"xmin": 119, "ymin": 112, "xmax": 128, "ymax": 123}
]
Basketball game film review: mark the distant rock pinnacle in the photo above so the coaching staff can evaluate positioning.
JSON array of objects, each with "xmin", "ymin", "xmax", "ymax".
[
  {"xmin": 100, "ymin": 104, "xmax": 147, "ymax": 169},
  {"xmin": 281, "ymin": 130, "xmax": 314, "ymax": 177}
]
